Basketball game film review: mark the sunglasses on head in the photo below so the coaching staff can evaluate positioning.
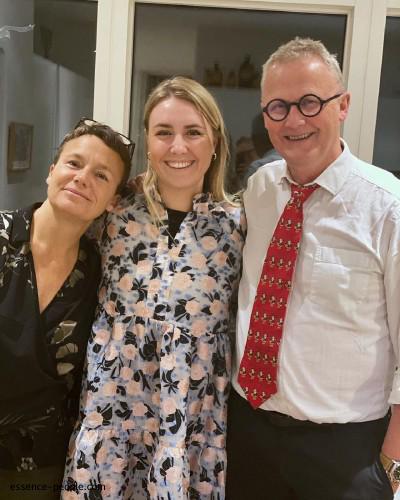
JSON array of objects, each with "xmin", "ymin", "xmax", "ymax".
[{"xmin": 74, "ymin": 117, "xmax": 135, "ymax": 160}]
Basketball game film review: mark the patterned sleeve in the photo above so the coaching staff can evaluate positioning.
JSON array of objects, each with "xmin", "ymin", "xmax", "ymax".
[
  {"xmin": 217, "ymin": 200, "xmax": 246, "ymax": 344},
  {"xmin": 0, "ymin": 211, "xmax": 13, "ymax": 272},
  {"xmin": 232, "ymin": 192, "xmax": 247, "ymax": 237},
  {"xmin": 86, "ymin": 192, "xmax": 137, "ymax": 259},
  {"xmin": 227, "ymin": 199, "xmax": 246, "ymax": 235},
  {"xmin": 238, "ymin": 200, "xmax": 247, "ymax": 237}
]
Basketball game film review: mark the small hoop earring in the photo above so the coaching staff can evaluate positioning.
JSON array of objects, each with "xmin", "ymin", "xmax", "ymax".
[
  {"xmin": 147, "ymin": 151, "xmax": 151, "ymax": 160},
  {"xmin": 212, "ymin": 152, "xmax": 217, "ymax": 160}
]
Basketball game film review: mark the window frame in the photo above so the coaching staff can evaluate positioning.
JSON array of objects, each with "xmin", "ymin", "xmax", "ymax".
[{"xmin": 94, "ymin": 0, "xmax": 387, "ymax": 162}]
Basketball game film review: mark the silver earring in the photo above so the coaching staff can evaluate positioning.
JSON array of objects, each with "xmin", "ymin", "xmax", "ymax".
[
  {"xmin": 147, "ymin": 151, "xmax": 151, "ymax": 160},
  {"xmin": 212, "ymin": 152, "xmax": 217, "ymax": 160}
]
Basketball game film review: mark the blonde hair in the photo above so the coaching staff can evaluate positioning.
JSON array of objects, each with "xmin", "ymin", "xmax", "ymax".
[
  {"xmin": 261, "ymin": 37, "xmax": 344, "ymax": 89},
  {"xmin": 142, "ymin": 76, "xmax": 231, "ymax": 222}
]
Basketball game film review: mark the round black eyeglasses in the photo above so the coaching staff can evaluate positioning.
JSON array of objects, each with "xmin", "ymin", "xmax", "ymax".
[{"xmin": 262, "ymin": 93, "xmax": 343, "ymax": 122}]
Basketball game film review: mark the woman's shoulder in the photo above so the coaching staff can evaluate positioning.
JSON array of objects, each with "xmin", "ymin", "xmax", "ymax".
[
  {"xmin": 215, "ymin": 194, "xmax": 243, "ymax": 214},
  {"xmin": 205, "ymin": 196, "xmax": 246, "ymax": 242},
  {"xmin": 212, "ymin": 195, "xmax": 245, "ymax": 223},
  {"xmin": 0, "ymin": 206, "xmax": 35, "ymax": 247},
  {"xmin": 85, "ymin": 193, "xmax": 147, "ymax": 246},
  {"xmin": 97, "ymin": 194, "xmax": 150, "ymax": 237},
  {"xmin": 0, "ymin": 211, "xmax": 14, "ymax": 268},
  {"xmin": 0, "ymin": 210, "xmax": 13, "ymax": 239},
  {"xmin": 110, "ymin": 191, "xmax": 148, "ymax": 217},
  {"xmin": 195, "ymin": 192, "xmax": 242, "ymax": 214}
]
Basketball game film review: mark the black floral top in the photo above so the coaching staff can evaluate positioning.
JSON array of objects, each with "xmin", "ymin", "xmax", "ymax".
[{"xmin": 0, "ymin": 204, "xmax": 100, "ymax": 471}]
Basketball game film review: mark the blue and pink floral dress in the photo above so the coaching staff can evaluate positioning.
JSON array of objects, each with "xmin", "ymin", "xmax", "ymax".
[{"xmin": 63, "ymin": 193, "xmax": 245, "ymax": 499}]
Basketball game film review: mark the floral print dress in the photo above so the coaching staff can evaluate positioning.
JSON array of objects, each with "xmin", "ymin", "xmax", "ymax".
[{"xmin": 64, "ymin": 193, "xmax": 245, "ymax": 500}]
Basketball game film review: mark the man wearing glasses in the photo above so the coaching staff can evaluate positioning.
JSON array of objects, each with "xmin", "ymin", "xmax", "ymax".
[{"xmin": 227, "ymin": 38, "xmax": 400, "ymax": 500}]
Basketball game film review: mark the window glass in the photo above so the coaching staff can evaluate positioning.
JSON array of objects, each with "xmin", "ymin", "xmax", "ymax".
[
  {"xmin": 0, "ymin": 0, "xmax": 97, "ymax": 209},
  {"xmin": 373, "ymin": 17, "xmax": 400, "ymax": 177},
  {"xmin": 130, "ymin": 3, "xmax": 346, "ymax": 191}
]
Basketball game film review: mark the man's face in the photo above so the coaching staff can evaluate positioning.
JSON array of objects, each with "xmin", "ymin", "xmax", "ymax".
[
  {"xmin": 261, "ymin": 56, "xmax": 350, "ymax": 181},
  {"xmin": 47, "ymin": 135, "xmax": 124, "ymax": 223}
]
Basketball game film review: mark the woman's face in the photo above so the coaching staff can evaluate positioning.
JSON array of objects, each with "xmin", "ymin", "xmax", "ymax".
[
  {"xmin": 147, "ymin": 96, "xmax": 216, "ymax": 203},
  {"xmin": 47, "ymin": 135, "xmax": 123, "ymax": 223}
]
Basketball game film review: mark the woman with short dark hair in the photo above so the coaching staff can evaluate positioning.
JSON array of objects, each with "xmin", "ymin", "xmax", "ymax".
[{"xmin": 0, "ymin": 119, "xmax": 133, "ymax": 499}]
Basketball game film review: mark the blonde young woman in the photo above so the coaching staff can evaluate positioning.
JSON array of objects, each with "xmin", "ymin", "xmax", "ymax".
[{"xmin": 64, "ymin": 77, "xmax": 245, "ymax": 499}]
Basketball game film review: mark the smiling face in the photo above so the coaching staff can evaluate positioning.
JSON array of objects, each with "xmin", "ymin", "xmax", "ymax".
[
  {"xmin": 47, "ymin": 134, "xmax": 124, "ymax": 223},
  {"xmin": 147, "ymin": 96, "xmax": 216, "ymax": 209},
  {"xmin": 261, "ymin": 56, "xmax": 350, "ymax": 184}
]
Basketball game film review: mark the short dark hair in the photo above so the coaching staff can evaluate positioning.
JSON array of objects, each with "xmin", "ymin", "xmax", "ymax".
[{"xmin": 53, "ymin": 121, "xmax": 132, "ymax": 193}]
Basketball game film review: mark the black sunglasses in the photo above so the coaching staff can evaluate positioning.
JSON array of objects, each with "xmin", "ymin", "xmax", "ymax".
[
  {"xmin": 262, "ymin": 93, "xmax": 343, "ymax": 121},
  {"xmin": 74, "ymin": 117, "xmax": 135, "ymax": 159}
]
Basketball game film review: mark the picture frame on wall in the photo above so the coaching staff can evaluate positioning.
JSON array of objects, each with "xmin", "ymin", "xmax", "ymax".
[{"xmin": 7, "ymin": 122, "xmax": 33, "ymax": 172}]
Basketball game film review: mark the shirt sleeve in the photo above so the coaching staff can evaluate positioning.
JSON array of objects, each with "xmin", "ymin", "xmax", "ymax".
[
  {"xmin": 0, "ymin": 212, "xmax": 12, "ymax": 244},
  {"xmin": 386, "ymin": 211, "xmax": 400, "ymax": 404},
  {"xmin": 0, "ymin": 212, "xmax": 13, "ymax": 279}
]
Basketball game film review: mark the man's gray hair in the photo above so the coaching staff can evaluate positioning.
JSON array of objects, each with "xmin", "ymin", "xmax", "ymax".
[{"xmin": 261, "ymin": 37, "xmax": 344, "ymax": 89}]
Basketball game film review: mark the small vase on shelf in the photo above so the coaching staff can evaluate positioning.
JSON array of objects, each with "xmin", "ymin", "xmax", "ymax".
[{"xmin": 238, "ymin": 55, "xmax": 256, "ymax": 88}]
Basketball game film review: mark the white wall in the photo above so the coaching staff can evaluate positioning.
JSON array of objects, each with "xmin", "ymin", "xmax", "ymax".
[
  {"xmin": 57, "ymin": 66, "xmax": 94, "ymax": 143},
  {"xmin": 130, "ymin": 18, "xmax": 197, "ymax": 171},
  {"xmin": 26, "ymin": 58, "xmax": 94, "ymax": 209},
  {"xmin": 0, "ymin": 48, "xmax": 6, "ymax": 189},
  {"xmin": 0, "ymin": 0, "xmax": 95, "ymax": 210},
  {"xmin": 35, "ymin": 0, "xmax": 97, "ymax": 80},
  {"xmin": 133, "ymin": 23, "xmax": 196, "ymax": 77},
  {"xmin": 30, "ymin": 54, "xmax": 58, "ymax": 205},
  {"xmin": 0, "ymin": 0, "xmax": 35, "ymax": 209},
  {"xmin": 209, "ymin": 87, "xmax": 260, "ymax": 146}
]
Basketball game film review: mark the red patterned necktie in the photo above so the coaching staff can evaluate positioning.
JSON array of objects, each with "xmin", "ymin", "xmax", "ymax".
[{"xmin": 238, "ymin": 183, "xmax": 319, "ymax": 409}]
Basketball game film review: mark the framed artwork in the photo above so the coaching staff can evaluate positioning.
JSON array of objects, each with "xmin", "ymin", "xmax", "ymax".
[{"xmin": 7, "ymin": 122, "xmax": 33, "ymax": 172}]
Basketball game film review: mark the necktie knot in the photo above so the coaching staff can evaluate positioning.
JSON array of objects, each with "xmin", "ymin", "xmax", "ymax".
[
  {"xmin": 290, "ymin": 184, "xmax": 319, "ymax": 210},
  {"xmin": 291, "ymin": 183, "xmax": 319, "ymax": 202}
]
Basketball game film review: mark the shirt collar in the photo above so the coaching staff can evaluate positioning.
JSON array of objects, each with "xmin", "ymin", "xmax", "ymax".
[
  {"xmin": 278, "ymin": 139, "xmax": 353, "ymax": 195},
  {"xmin": 10, "ymin": 203, "xmax": 41, "ymax": 245}
]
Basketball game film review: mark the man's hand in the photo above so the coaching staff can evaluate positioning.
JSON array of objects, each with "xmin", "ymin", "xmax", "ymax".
[{"xmin": 381, "ymin": 405, "xmax": 400, "ymax": 493}]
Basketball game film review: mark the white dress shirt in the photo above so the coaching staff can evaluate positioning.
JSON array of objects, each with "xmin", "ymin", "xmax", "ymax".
[{"xmin": 232, "ymin": 141, "xmax": 400, "ymax": 423}]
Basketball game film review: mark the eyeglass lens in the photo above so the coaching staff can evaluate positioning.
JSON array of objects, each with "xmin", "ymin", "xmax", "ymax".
[
  {"xmin": 264, "ymin": 93, "xmax": 342, "ymax": 121},
  {"xmin": 266, "ymin": 95, "xmax": 322, "ymax": 121}
]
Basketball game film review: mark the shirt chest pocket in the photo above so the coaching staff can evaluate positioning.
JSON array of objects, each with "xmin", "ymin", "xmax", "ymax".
[{"xmin": 309, "ymin": 246, "xmax": 378, "ymax": 320}]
